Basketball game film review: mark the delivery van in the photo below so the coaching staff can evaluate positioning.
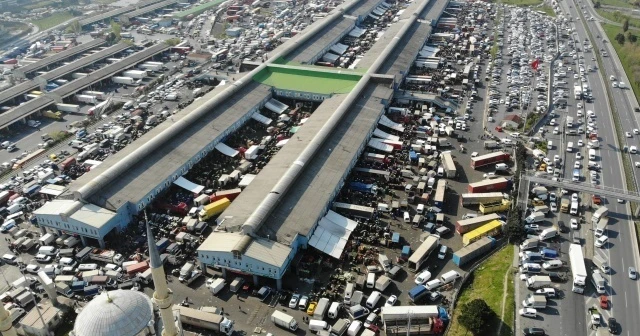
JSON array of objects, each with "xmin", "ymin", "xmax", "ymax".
[
  {"xmin": 328, "ymin": 302, "xmax": 340, "ymax": 319},
  {"xmin": 366, "ymin": 273, "xmax": 375, "ymax": 288},
  {"xmin": 309, "ymin": 319, "xmax": 330, "ymax": 332},
  {"xmin": 365, "ymin": 291, "xmax": 381, "ymax": 309},
  {"xmin": 343, "ymin": 283, "xmax": 354, "ymax": 305},
  {"xmin": 403, "ymin": 212, "xmax": 410, "ymax": 223}
]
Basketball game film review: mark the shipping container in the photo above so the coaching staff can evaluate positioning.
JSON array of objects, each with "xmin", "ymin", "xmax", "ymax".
[
  {"xmin": 455, "ymin": 213, "xmax": 501, "ymax": 234},
  {"xmin": 210, "ymin": 188, "xmax": 242, "ymax": 202},
  {"xmin": 470, "ymin": 151, "xmax": 510, "ymax": 169},
  {"xmin": 452, "ymin": 236, "xmax": 496, "ymax": 266},
  {"xmin": 468, "ymin": 177, "xmax": 510, "ymax": 193},
  {"xmin": 460, "ymin": 192, "xmax": 504, "ymax": 206},
  {"xmin": 462, "ymin": 220, "xmax": 503, "ymax": 246}
]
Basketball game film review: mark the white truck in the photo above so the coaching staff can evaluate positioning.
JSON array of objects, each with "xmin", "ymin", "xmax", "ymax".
[
  {"xmin": 313, "ymin": 298, "xmax": 330, "ymax": 319},
  {"xmin": 112, "ymin": 76, "xmax": 135, "ymax": 85},
  {"xmin": 208, "ymin": 278, "xmax": 225, "ymax": 295},
  {"xmin": 75, "ymin": 94, "xmax": 97, "ymax": 104},
  {"xmin": 538, "ymin": 226, "xmax": 558, "ymax": 241},
  {"xmin": 525, "ymin": 211, "xmax": 545, "ymax": 224},
  {"xmin": 271, "ymin": 311, "xmax": 298, "ymax": 331},
  {"xmin": 526, "ymin": 275, "xmax": 552, "ymax": 289},
  {"xmin": 56, "ymin": 103, "xmax": 80, "ymax": 113},
  {"xmin": 374, "ymin": 275, "xmax": 391, "ymax": 292},
  {"xmin": 592, "ymin": 271, "xmax": 606, "ymax": 294},
  {"xmin": 122, "ymin": 70, "xmax": 147, "ymax": 79},
  {"xmin": 592, "ymin": 207, "xmax": 609, "ymax": 224},
  {"xmin": 569, "ymin": 244, "xmax": 587, "ymax": 293},
  {"xmin": 522, "ymin": 294, "xmax": 547, "ymax": 308},
  {"xmin": 593, "ymin": 255, "xmax": 610, "ymax": 273}
]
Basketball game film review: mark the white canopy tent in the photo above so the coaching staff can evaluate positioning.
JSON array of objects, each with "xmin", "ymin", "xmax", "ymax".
[
  {"xmin": 265, "ymin": 98, "xmax": 289, "ymax": 114},
  {"xmin": 373, "ymin": 128, "xmax": 400, "ymax": 141},
  {"xmin": 238, "ymin": 174, "xmax": 256, "ymax": 188},
  {"xmin": 215, "ymin": 143, "xmax": 239, "ymax": 157},
  {"xmin": 173, "ymin": 177, "xmax": 205, "ymax": 194},
  {"xmin": 367, "ymin": 139, "xmax": 394, "ymax": 153},
  {"xmin": 309, "ymin": 210, "xmax": 358, "ymax": 259},
  {"xmin": 252, "ymin": 113, "xmax": 273, "ymax": 125},
  {"xmin": 379, "ymin": 115, "xmax": 405, "ymax": 132}
]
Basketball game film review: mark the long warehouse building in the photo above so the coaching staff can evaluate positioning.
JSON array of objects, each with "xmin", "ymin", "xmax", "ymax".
[
  {"xmin": 79, "ymin": 0, "xmax": 168, "ymax": 27},
  {"xmin": 13, "ymin": 39, "xmax": 106, "ymax": 79},
  {"xmin": 120, "ymin": 0, "xmax": 180, "ymax": 24}
]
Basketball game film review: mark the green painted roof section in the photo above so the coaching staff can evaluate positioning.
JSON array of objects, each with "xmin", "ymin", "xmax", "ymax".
[
  {"xmin": 253, "ymin": 65, "xmax": 362, "ymax": 94},
  {"xmin": 174, "ymin": 0, "xmax": 226, "ymax": 19}
]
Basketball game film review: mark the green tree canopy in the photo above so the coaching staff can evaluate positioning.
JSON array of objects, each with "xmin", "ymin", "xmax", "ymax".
[{"xmin": 458, "ymin": 299, "xmax": 493, "ymax": 335}]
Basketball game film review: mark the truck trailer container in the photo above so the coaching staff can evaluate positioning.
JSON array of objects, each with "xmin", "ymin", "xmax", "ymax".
[
  {"xmin": 455, "ymin": 213, "xmax": 501, "ymax": 234},
  {"xmin": 112, "ymin": 76, "xmax": 136, "ymax": 85},
  {"xmin": 56, "ymin": 103, "xmax": 80, "ymax": 113},
  {"xmin": 210, "ymin": 188, "xmax": 242, "ymax": 202},
  {"xmin": 462, "ymin": 220, "xmax": 503, "ymax": 246},
  {"xmin": 441, "ymin": 152, "xmax": 456, "ymax": 178},
  {"xmin": 468, "ymin": 177, "xmax": 509, "ymax": 193},
  {"xmin": 470, "ymin": 151, "xmax": 510, "ymax": 169},
  {"xmin": 75, "ymin": 95, "xmax": 97, "ymax": 104},
  {"xmin": 452, "ymin": 236, "xmax": 496, "ymax": 266},
  {"xmin": 271, "ymin": 310, "xmax": 298, "ymax": 331},
  {"xmin": 460, "ymin": 192, "xmax": 504, "ymax": 206},
  {"xmin": 479, "ymin": 199, "xmax": 511, "ymax": 214},
  {"xmin": 122, "ymin": 70, "xmax": 148, "ymax": 79},
  {"xmin": 199, "ymin": 198, "xmax": 231, "ymax": 221},
  {"xmin": 569, "ymin": 243, "xmax": 587, "ymax": 293}
]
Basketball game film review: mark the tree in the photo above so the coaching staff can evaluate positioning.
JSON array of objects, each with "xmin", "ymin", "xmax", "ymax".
[
  {"xmin": 164, "ymin": 38, "xmax": 181, "ymax": 46},
  {"xmin": 110, "ymin": 20, "xmax": 121, "ymax": 40},
  {"xmin": 458, "ymin": 299, "xmax": 492, "ymax": 335},
  {"xmin": 594, "ymin": 1, "xmax": 601, "ymax": 8},
  {"xmin": 65, "ymin": 20, "xmax": 81, "ymax": 34},
  {"xmin": 616, "ymin": 33, "xmax": 626, "ymax": 44},
  {"xmin": 628, "ymin": 32, "xmax": 637, "ymax": 43},
  {"xmin": 624, "ymin": 19, "xmax": 630, "ymax": 32}
]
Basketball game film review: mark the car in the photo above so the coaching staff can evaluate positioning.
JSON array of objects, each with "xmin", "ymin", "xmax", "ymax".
[
  {"xmin": 35, "ymin": 254, "xmax": 52, "ymax": 263},
  {"xmin": 415, "ymin": 270, "xmax": 432, "ymax": 285},
  {"xmin": 618, "ymin": 198, "xmax": 625, "ymax": 203},
  {"xmin": 600, "ymin": 295, "xmax": 609, "ymax": 309},
  {"xmin": 549, "ymin": 193, "xmax": 557, "ymax": 202},
  {"xmin": 535, "ymin": 288, "xmax": 557, "ymax": 298},
  {"xmin": 574, "ymin": 161, "xmax": 581, "ymax": 169},
  {"xmin": 1, "ymin": 254, "xmax": 17, "ymax": 264},
  {"xmin": 298, "ymin": 295, "xmax": 308, "ymax": 310},
  {"xmin": 571, "ymin": 218, "xmax": 579, "ymax": 229},
  {"xmin": 592, "ymin": 195, "xmax": 602, "ymax": 205},
  {"xmin": 25, "ymin": 264, "xmax": 40, "ymax": 274},
  {"xmin": 385, "ymin": 295, "xmax": 398, "ymax": 307},
  {"xmin": 629, "ymin": 266, "xmax": 637, "ymax": 280},
  {"xmin": 578, "ymin": 140, "xmax": 583, "ymax": 147},
  {"xmin": 428, "ymin": 291, "xmax": 441, "ymax": 301},
  {"xmin": 576, "ymin": 152, "xmax": 582, "ymax": 160},
  {"xmin": 550, "ymin": 202, "xmax": 557, "ymax": 212},
  {"xmin": 524, "ymin": 224, "xmax": 539, "ymax": 231},
  {"xmin": 523, "ymin": 327, "xmax": 546, "ymax": 336},
  {"xmin": 571, "ymin": 193, "xmax": 579, "ymax": 202},
  {"xmin": 306, "ymin": 301, "xmax": 317, "ymax": 315},
  {"xmin": 626, "ymin": 132, "xmax": 632, "ymax": 138},
  {"xmin": 635, "ymin": 129, "xmax": 640, "ymax": 135},
  {"xmin": 608, "ymin": 317, "xmax": 618, "ymax": 334},
  {"xmin": 558, "ymin": 220, "xmax": 569, "ymax": 233},
  {"xmin": 595, "ymin": 235, "xmax": 608, "ymax": 248},
  {"xmin": 519, "ymin": 308, "xmax": 537, "ymax": 318},
  {"xmin": 289, "ymin": 293, "xmax": 300, "ymax": 308}
]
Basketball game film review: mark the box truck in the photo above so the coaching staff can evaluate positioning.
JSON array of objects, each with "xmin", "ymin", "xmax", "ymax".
[
  {"xmin": 271, "ymin": 311, "xmax": 298, "ymax": 331},
  {"xmin": 56, "ymin": 103, "xmax": 80, "ymax": 113},
  {"xmin": 112, "ymin": 76, "xmax": 135, "ymax": 85}
]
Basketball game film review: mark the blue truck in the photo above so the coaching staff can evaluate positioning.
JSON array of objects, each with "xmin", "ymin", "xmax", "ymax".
[
  {"xmin": 156, "ymin": 238, "xmax": 170, "ymax": 253},
  {"xmin": 84, "ymin": 285, "xmax": 100, "ymax": 297},
  {"xmin": 540, "ymin": 248, "xmax": 558, "ymax": 260},
  {"xmin": 408, "ymin": 285, "xmax": 429, "ymax": 302},
  {"xmin": 71, "ymin": 281, "xmax": 86, "ymax": 292}
]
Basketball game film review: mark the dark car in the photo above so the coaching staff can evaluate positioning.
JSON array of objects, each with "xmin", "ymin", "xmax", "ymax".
[
  {"xmin": 558, "ymin": 220, "xmax": 569, "ymax": 233},
  {"xmin": 608, "ymin": 317, "xmax": 618, "ymax": 334},
  {"xmin": 523, "ymin": 327, "xmax": 545, "ymax": 336},
  {"xmin": 547, "ymin": 272, "xmax": 566, "ymax": 282}
]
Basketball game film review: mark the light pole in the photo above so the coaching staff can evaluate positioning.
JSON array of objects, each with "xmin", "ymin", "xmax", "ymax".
[{"xmin": 16, "ymin": 258, "xmax": 48, "ymax": 335}]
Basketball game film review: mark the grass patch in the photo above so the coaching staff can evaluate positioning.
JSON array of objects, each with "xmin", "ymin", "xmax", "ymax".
[
  {"xmin": 597, "ymin": 9, "xmax": 640, "ymax": 28},
  {"xmin": 540, "ymin": 5, "xmax": 556, "ymax": 17},
  {"xmin": 602, "ymin": 23, "xmax": 640, "ymax": 107},
  {"xmin": 598, "ymin": 0, "xmax": 635, "ymax": 9},
  {"xmin": 30, "ymin": 11, "xmax": 77, "ymax": 30},
  {"xmin": 499, "ymin": 0, "xmax": 543, "ymax": 6},
  {"xmin": 448, "ymin": 247, "xmax": 515, "ymax": 336}
]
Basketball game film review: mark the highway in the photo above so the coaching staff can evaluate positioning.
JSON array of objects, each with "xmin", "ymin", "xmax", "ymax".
[{"xmin": 561, "ymin": 1, "xmax": 640, "ymax": 335}]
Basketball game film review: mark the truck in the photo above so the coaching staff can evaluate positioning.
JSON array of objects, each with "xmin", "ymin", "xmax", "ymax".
[
  {"xmin": 75, "ymin": 94, "xmax": 97, "ymax": 104},
  {"xmin": 520, "ymin": 251, "xmax": 543, "ymax": 263},
  {"xmin": 331, "ymin": 319, "xmax": 351, "ymax": 336},
  {"xmin": 567, "ymin": 116, "xmax": 575, "ymax": 128},
  {"xmin": 574, "ymin": 85, "xmax": 582, "ymax": 99},
  {"xmin": 540, "ymin": 248, "xmax": 558, "ymax": 259},
  {"xmin": 533, "ymin": 205, "xmax": 549, "ymax": 214},
  {"xmin": 593, "ymin": 255, "xmax": 610, "ymax": 273},
  {"xmin": 56, "ymin": 103, "xmax": 80, "ymax": 113},
  {"xmin": 592, "ymin": 207, "xmax": 609, "ymax": 224},
  {"xmin": 560, "ymin": 198, "xmax": 571, "ymax": 213},
  {"xmin": 539, "ymin": 226, "xmax": 558, "ymax": 240},
  {"xmin": 441, "ymin": 152, "xmax": 456, "ymax": 178},
  {"xmin": 522, "ymin": 294, "xmax": 547, "ymax": 308},
  {"xmin": 313, "ymin": 298, "xmax": 330, "ymax": 319},
  {"xmin": 198, "ymin": 198, "xmax": 231, "ymax": 221},
  {"xmin": 588, "ymin": 307, "xmax": 601, "ymax": 326},
  {"xmin": 569, "ymin": 243, "xmax": 587, "ymax": 293},
  {"xmin": 89, "ymin": 248, "xmax": 117, "ymax": 263},
  {"xmin": 479, "ymin": 199, "xmax": 511, "ymax": 214},
  {"xmin": 55, "ymin": 283, "xmax": 73, "ymax": 298},
  {"xmin": 38, "ymin": 233, "xmax": 56, "ymax": 246},
  {"xmin": 122, "ymin": 70, "xmax": 147, "ymax": 79},
  {"xmin": 209, "ymin": 278, "xmax": 225, "ymax": 295},
  {"xmin": 271, "ymin": 311, "xmax": 298, "ymax": 331},
  {"xmin": 15, "ymin": 291, "xmax": 35, "ymax": 307},
  {"xmin": 165, "ymin": 93, "xmax": 178, "ymax": 101},
  {"xmin": 525, "ymin": 211, "xmax": 545, "ymax": 224},
  {"xmin": 229, "ymin": 277, "xmax": 244, "ymax": 293},
  {"xmin": 592, "ymin": 271, "xmax": 606, "ymax": 294},
  {"xmin": 452, "ymin": 236, "xmax": 496, "ymax": 266},
  {"xmin": 526, "ymin": 275, "xmax": 552, "ymax": 289},
  {"xmin": 467, "ymin": 177, "xmax": 509, "ymax": 193},
  {"xmin": 71, "ymin": 73, "xmax": 88, "ymax": 79},
  {"xmin": 112, "ymin": 76, "xmax": 136, "ymax": 85},
  {"xmin": 173, "ymin": 305, "xmax": 234, "ymax": 335},
  {"xmin": 484, "ymin": 140, "xmax": 498, "ymax": 149},
  {"xmin": 470, "ymin": 151, "xmax": 510, "ymax": 169},
  {"xmin": 139, "ymin": 63, "xmax": 162, "ymax": 72},
  {"xmin": 82, "ymin": 91, "xmax": 106, "ymax": 100},
  {"xmin": 374, "ymin": 275, "xmax": 391, "ymax": 292},
  {"xmin": 408, "ymin": 285, "xmax": 429, "ymax": 302},
  {"xmin": 460, "ymin": 192, "xmax": 505, "ymax": 206},
  {"xmin": 59, "ymin": 157, "xmax": 76, "ymax": 171},
  {"xmin": 43, "ymin": 110, "xmax": 63, "ymax": 120}
]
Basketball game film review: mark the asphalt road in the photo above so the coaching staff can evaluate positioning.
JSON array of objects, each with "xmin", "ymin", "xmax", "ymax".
[{"xmin": 561, "ymin": 1, "xmax": 640, "ymax": 335}]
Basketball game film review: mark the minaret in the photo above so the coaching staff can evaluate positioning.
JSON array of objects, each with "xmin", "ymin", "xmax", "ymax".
[
  {"xmin": 0, "ymin": 303, "xmax": 18, "ymax": 336},
  {"xmin": 146, "ymin": 219, "xmax": 179, "ymax": 336}
]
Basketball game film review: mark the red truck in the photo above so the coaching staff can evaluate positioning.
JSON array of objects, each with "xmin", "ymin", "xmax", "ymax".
[
  {"xmin": 59, "ymin": 157, "xmax": 76, "ymax": 171},
  {"xmin": 126, "ymin": 261, "xmax": 149, "ymax": 276},
  {"xmin": 210, "ymin": 188, "xmax": 242, "ymax": 203},
  {"xmin": 470, "ymin": 151, "xmax": 510, "ymax": 169},
  {"xmin": 468, "ymin": 177, "xmax": 510, "ymax": 193}
]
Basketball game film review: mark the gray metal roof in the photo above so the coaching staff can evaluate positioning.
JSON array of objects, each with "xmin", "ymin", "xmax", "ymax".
[
  {"xmin": 217, "ymin": 94, "xmax": 349, "ymax": 235},
  {"xmin": 0, "ymin": 81, "xmax": 40, "ymax": 106},
  {"xmin": 79, "ymin": 0, "xmax": 167, "ymax": 26},
  {"xmin": 15, "ymin": 39, "xmax": 106, "ymax": 77},
  {"xmin": 259, "ymin": 82, "xmax": 392, "ymax": 245},
  {"xmin": 0, "ymin": 96, "xmax": 55, "ymax": 129},
  {"xmin": 40, "ymin": 43, "xmax": 131, "ymax": 82},
  {"xmin": 53, "ymin": 43, "xmax": 168, "ymax": 98},
  {"xmin": 346, "ymin": 0, "xmax": 384, "ymax": 17},
  {"xmin": 377, "ymin": 0, "xmax": 448, "ymax": 75},
  {"xmin": 68, "ymin": 81, "xmax": 271, "ymax": 210},
  {"xmin": 287, "ymin": 16, "xmax": 356, "ymax": 64},
  {"xmin": 122, "ymin": 0, "xmax": 179, "ymax": 20}
]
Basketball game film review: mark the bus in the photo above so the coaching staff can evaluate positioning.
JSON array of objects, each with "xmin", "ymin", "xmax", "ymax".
[{"xmin": 407, "ymin": 235, "xmax": 439, "ymax": 272}]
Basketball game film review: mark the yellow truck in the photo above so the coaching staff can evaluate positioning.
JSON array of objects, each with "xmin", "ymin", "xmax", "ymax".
[
  {"xmin": 43, "ymin": 110, "xmax": 63, "ymax": 120},
  {"xmin": 560, "ymin": 198, "xmax": 570, "ymax": 213},
  {"xmin": 479, "ymin": 199, "xmax": 511, "ymax": 214},
  {"xmin": 198, "ymin": 198, "xmax": 231, "ymax": 221}
]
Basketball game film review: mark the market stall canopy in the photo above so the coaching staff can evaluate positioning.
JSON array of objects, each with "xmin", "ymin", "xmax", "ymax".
[
  {"xmin": 215, "ymin": 143, "xmax": 239, "ymax": 157},
  {"xmin": 173, "ymin": 176, "xmax": 204, "ymax": 194},
  {"xmin": 265, "ymin": 98, "xmax": 289, "ymax": 114},
  {"xmin": 349, "ymin": 27, "xmax": 366, "ymax": 38},
  {"xmin": 330, "ymin": 43, "xmax": 349, "ymax": 55},
  {"xmin": 373, "ymin": 128, "xmax": 400, "ymax": 141},
  {"xmin": 368, "ymin": 139, "xmax": 394, "ymax": 153},
  {"xmin": 379, "ymin": 115, "xmax": 405, "ymax": 132},
  {"xmin": 309, "ymin": 210, "xmax": 358, "ymax": 259},
  {"xmin": 252, "ymin": 113, "xmax": 273, "ymax": 125}
]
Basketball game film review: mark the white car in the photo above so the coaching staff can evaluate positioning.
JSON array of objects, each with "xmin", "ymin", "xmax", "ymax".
[
  {"xmin": 25, "ymin": 264, "xmax": 40, "ymax": 274},
  {"xmin": 553, "ymin": 127, "xmax": 560, "ymax": 134},
  {"xmin": 635, "ymin": 129, "xmax": 640, "ymax": 135},
  {"xmin": 550, "ymin": 202, "xmax": 558, "ymax": 212},
  {"xmin": 578, "ymin": 140, "xmax": 584, "ymax": 147},
  {"xmin": 571, "ymin": 218, "xmax": 579, "ymax": 229},
  {"xmin": 574, "ymin": 161, "xmax": 581, "ymax": 169},
  {"xmin": 415, "ymin": 270, "xmax": 432, "ymax": 285},
  {"xmin": 595, "ymin": 235, "xmax": 609, "ymax": 248},
  {"xmin": 549, "ymin": 193, "xmax": 556, "ymax": 202},
  {"xmin": 524, "ymin": 224, "xmax": 539, "ymax": 231},
  {"xmin": 572, "ymin": 193, "xmax": 579, "ymax": 202},
  {"xmin": 385, "ymin": 295, "xmax": 398, "ymax": 307},
  {"xmin": 289, "ymin": 293, "xmax": 300, "ymax": 308},
  {"xmin": 631, "ymin": 146, "xmax": 638, "ymax": 154},
  {"xmin": 626, "ymin": 132, "xmax": 632, "ymax": 138},
  {"xmin": 298, "ymin": 295, "xmax": 308, "ymax": 310},
  {"xmin": 576, "ymin": 152, "xmax": 582, "ymax": 160},
  {"xmin": 636, "ymin": 162, "xmax": 640, "ymax": 168},
  {"xmin": 519, "ymin": 308, "xmax": 537, "ymax": 318}
]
